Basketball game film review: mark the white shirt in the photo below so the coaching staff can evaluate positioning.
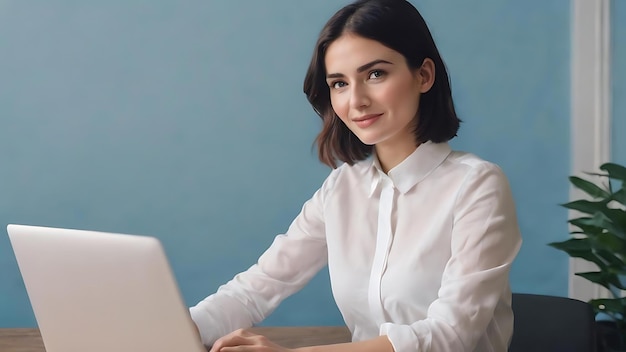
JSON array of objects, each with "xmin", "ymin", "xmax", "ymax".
[{"xmin": 190, "ymin": 141, "xmax": 522, "ymax": 352}]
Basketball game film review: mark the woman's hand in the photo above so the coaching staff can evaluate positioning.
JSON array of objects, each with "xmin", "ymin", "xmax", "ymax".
[
  {"xmin": 210, "ymin": 329, "xmax": 393, "ymax": 352},
  {"xmin": 210, "ymin": 329, "xmax": 294, "ymax": 352}
]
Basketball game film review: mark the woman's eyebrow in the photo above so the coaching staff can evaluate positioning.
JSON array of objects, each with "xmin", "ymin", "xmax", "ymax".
[{"xmin": 326, "ymin": 59, "xmax": 393, "ymax": 79}]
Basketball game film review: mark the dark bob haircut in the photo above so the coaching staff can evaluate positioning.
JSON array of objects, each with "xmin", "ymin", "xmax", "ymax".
[{"xmin": 303, "ymin": 0, "xmax": 461, "ymax": 168}]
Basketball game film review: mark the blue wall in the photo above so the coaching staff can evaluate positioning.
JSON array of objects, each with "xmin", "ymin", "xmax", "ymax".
[
  {"xmin": 0, "ymin": 0, "xmax": 571, "ymax": 327},
  {"xmin": 613, "ymin": 1, "xmax": 625, "ymax": 165}
]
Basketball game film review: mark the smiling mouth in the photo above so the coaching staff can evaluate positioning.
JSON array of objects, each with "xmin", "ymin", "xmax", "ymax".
[
  {"xmin": 352, "ymin": 113, "xmax": 383, "ymax": 128},
  {"xmin": 352, "ymin": 113, "xmax": 383, "ymax": 122}
]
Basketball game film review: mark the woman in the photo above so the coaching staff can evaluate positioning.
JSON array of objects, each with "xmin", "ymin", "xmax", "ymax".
[{"xmin": 191, "ymin": 0, "xmax": 522, "ymax": 351}]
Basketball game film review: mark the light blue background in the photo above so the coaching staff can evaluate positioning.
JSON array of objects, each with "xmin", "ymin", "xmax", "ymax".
[{"xmin": 1, "ymin": 0, "xmax": 574, "ymax": 327}]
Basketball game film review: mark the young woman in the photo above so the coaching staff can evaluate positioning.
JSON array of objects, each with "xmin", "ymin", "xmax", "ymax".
[{"xmin": 191, "ymin": 1, "xmax": 522, "ymax": 351}]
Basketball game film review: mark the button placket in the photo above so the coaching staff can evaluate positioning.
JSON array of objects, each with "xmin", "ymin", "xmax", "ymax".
[{"xmin": 367, "ymin": 176, "xmax": 395, "ymax": 325}]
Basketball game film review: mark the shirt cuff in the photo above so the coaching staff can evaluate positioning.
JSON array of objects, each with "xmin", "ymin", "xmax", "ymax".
[
  {"xmin": 189, "ymin": 305, "xmax": 217, "ymax": 347},
  {"xmin": 380, "ymin": 322, "xmax": 422, "ymax": 352}
]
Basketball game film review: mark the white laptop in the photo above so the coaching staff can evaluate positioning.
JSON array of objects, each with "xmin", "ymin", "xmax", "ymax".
[{"xmin": 7, "ymin": 224, "xmax": 206, "ymax": 352}]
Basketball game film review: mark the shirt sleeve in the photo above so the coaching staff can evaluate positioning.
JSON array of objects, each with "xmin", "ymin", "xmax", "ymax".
[
  {"xmin": 380, "ymin": 162, "xmax": 522, "ymax": 351},
  {"xmin": 189, "ymin": 168, "xmax": 340, "ymax": 347}
]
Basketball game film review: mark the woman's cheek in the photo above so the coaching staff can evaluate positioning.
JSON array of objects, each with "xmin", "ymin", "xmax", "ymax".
[{"xmin": 331, "ymin": 96, "xmax": 349, "ymax": 122}]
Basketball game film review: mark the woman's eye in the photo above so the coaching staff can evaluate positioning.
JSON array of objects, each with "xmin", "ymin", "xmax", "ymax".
[
  {"xmin": 369, "ymin": 70, "xmax": 385, "ymax": 80},
  {"xmin": 332, "ymin": 81, "xmax": 347, "ymax": 89}
]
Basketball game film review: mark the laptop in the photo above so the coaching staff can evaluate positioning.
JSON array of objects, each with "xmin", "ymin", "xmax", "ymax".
[{"xmin": 7, "ymin": 224, "xmax": 206, "ymax": 352}]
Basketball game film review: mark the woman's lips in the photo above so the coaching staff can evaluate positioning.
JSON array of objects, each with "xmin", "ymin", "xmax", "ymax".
[{"xmin": 352, "ymin": 113, "xmax": 383, "ymax": 128}]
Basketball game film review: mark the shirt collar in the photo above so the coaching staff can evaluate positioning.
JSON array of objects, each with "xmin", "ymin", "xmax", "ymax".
[{"xmin": 365, "ymin": 141, "xmax": 452, "ymax": 196}]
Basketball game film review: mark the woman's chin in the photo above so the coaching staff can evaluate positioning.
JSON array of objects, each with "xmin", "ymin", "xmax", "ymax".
[{"xmin": 351, "ymin": 133, "xmax": 381, "ymax": 146}]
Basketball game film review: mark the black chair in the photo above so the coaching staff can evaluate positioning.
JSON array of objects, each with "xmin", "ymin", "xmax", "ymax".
[{"xmin": 509, "ymin": 293, "xmax": 597, "ymax": 352}]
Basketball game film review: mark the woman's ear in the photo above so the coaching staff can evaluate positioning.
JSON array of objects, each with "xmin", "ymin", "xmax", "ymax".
[{"xmin": 418, "ymin": 58, "xmax": 435, "ymax": 93}]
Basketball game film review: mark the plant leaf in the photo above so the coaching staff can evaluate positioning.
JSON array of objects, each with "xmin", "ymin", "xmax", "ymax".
[
  {"xmin": 549, "ymin": 238, "xmax": 592, "ymax": 251},
  {"xmin": 561, "ymin": 199, "xmax": 608, "ymax": 215},
  {"xmin": 601, "ymin": 163, "xmax": 626, "ymax": 182},
  {"xmin": 576, "ymin": 271, "xmax": 626, "ymax": 290},
  {"xmin": 589, "ymin": 297, "xmax": 626, "ymax": 315},
  {"xmin": 607, "ymin": 266, "xmax": 626, "ymax": 276},
  {"xmin": 603, "ymin": 208, "xmax": 626, "ymax": 236},
  {"xmin": 549, "ymin": 240, "xmax": 607, "ymax": 269},
  {"xmin": 575, "ymin": 212, "xmax": 609, "ymax": 228},
  {"xmin": 612, "ymin": 188, "xmax": 626, "ymax": 206},
  {"xmin": 575, "ymin": 212, "xmax": 626, "ymax": 239},
  {"xmin": 568, "ymin": 217, "xmax": 604, "ymax": 236},
  {"xmin": 595, "ymin": 248, "xmax": 626, "ymax": 268},
  {"xmin": 576, "ymin": 272, "xmax": 613, "ymax": 291},
  {"xmin": 593, "ymin": 233, "xmax": 626, "ymax": 253},
  {"xmin": 570, "ymin": 176, "xmax": 611, "ymax": 199}
]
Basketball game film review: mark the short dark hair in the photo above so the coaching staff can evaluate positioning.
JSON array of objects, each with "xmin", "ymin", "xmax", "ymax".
[{"xmin": 303, "ymin": 0, "xmax": 461, "ymax": 168}]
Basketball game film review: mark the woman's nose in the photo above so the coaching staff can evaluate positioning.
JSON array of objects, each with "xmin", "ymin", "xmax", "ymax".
[{"xmin": 349, "ymin": 84, "xmax": 371, "ymax": 109}]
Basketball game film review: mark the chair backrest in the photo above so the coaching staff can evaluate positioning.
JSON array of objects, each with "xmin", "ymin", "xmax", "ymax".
[{"xmin": 509, "ymin": 293, "xmax": 597, "ymax": 352}]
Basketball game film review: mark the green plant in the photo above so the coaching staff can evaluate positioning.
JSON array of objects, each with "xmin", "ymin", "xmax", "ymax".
[{"xmin": 549, "ymin": 162, "xmax": 626, "ymax": 348}]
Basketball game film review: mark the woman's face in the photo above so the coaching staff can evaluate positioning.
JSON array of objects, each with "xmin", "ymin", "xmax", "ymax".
[{"xmin": 324, "ymin": 34, "xmax": 432, "ymax": 151}]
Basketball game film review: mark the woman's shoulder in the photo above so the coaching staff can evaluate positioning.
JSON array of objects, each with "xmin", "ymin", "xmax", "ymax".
[
  {"xmin": 328, "ymin": 157, "xmax": 373, "ymax": 178},
  {"xmin": 440, "ymin": 150, "xmax": 509, "ymax": 185},
  {"xmin": 319, "ymin": 158, "xmax": 373, "ymax": 192},
  {"xmin": 446, "ymin": 150, "xmax": 504, "ymax": 172}
]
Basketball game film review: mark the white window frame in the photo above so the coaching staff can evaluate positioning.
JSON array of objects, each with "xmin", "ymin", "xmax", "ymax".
[{"xmin": 569, "ymin": 0, "xmax": 612, "ymax": 301}]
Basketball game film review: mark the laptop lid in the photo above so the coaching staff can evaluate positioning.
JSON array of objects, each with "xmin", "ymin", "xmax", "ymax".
[{"xmin": 7, "ymin": 224, "xmax": 205, "ymax": 352}]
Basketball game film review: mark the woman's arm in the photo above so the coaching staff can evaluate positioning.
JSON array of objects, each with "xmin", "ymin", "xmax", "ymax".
[
  {"xmin": 209, "ymin": 329, "xmax": 394, "ymax": 352},
  {"xmin": 191, "ymin": 168, "xmax": 342, "ymax": 347}
]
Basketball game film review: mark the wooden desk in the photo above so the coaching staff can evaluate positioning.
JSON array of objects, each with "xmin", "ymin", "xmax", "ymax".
[{"xmin": 0, "ymin": 327, "xmax": 352, "ymax": 351}]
